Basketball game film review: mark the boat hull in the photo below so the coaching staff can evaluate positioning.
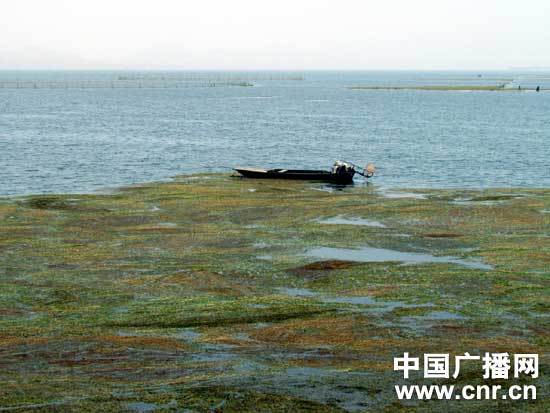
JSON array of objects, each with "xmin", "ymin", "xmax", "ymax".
[{"xmin": 234, "ymin": 168, "xmax": 355, "ymax": 184}]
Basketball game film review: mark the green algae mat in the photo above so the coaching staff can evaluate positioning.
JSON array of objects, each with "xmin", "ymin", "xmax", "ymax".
[{"xmin": 0, "ymin": 174, "xmax": 548, "ymax": 412}]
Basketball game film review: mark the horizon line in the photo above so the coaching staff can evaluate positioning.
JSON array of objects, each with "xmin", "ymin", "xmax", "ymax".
[{"xmin": 1, "ymin": 67, "xmax": 546, "ymax": 72}]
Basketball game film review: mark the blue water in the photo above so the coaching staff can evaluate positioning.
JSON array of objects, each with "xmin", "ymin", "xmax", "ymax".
[{"xmin": 1, "ymin": 71, "xmax": 549, "ymax": 196}]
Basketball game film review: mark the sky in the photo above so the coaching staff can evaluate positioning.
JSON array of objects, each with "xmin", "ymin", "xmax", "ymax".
[{"xmin": 1, "ymin": 0, "xmax": 549, "ymax": 70}]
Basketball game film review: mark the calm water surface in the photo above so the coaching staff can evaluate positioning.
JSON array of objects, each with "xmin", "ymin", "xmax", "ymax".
[{"xmin": 1, "ymin": 71, "xmax": 549, "ymax": 195}]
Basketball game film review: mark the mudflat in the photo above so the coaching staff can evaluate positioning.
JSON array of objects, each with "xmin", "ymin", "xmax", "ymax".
[{"xmin": 0, "ymin": 174, "xmax": 548, "ymax": 411}]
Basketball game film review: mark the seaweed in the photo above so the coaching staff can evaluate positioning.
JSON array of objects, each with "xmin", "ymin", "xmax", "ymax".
[{"xmin": 0, "ymin": 175, "xmax": 548, "ymax": 411}]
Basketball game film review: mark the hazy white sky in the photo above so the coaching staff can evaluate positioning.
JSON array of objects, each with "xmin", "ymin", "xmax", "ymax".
[{"xmin": 1, "ymin": 0, "xmax": 549, "ymax": 70}]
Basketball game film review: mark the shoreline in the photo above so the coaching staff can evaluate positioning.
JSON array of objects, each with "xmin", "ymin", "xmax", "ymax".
[{"xmin": 3, "ymin": 172, "xmax": 550, "ymax": 199}]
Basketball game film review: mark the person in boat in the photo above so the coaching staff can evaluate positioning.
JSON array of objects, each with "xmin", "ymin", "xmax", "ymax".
[{"xmin": 536, "ymin": 86, "xmax": 540, "ymax": 92}]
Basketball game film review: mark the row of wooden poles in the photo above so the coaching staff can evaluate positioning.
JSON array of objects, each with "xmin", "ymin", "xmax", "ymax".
[
  {"xmin": 116, "ymin": 75, "xmax": 305, "ymax": 81},
  {"xmin": 0, "ymin": 80, "xmax": 255, "ymax": 89}
]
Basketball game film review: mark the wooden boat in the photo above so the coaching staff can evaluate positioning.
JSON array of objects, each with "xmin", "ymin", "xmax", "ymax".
[
  {"xmin": 234, "ymin": 161, "xmax": 374, "ymax": 185},
  {"xmin": 234, "ymin": 167, "xmax": 355, "ymax": 184}
]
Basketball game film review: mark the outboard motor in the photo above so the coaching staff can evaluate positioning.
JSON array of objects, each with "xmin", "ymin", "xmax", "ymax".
[{"xmin": 365, "ymin": 163, "xmax": 376, "ymax": 178}]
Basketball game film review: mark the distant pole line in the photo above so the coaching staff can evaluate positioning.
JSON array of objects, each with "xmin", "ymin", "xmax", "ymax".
[
  {"xmin": 0, "ymin": 80, "xmax": 252, "ymax": 89},
  {"xmin": 0, "ymin": 74, "xmax": 305, "ymax": 89}
]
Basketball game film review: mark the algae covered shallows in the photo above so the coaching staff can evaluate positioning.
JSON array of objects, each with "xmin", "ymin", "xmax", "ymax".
[{"xmin": 0, "ymin": 174, "xmax": 547, "ymax": 411}]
